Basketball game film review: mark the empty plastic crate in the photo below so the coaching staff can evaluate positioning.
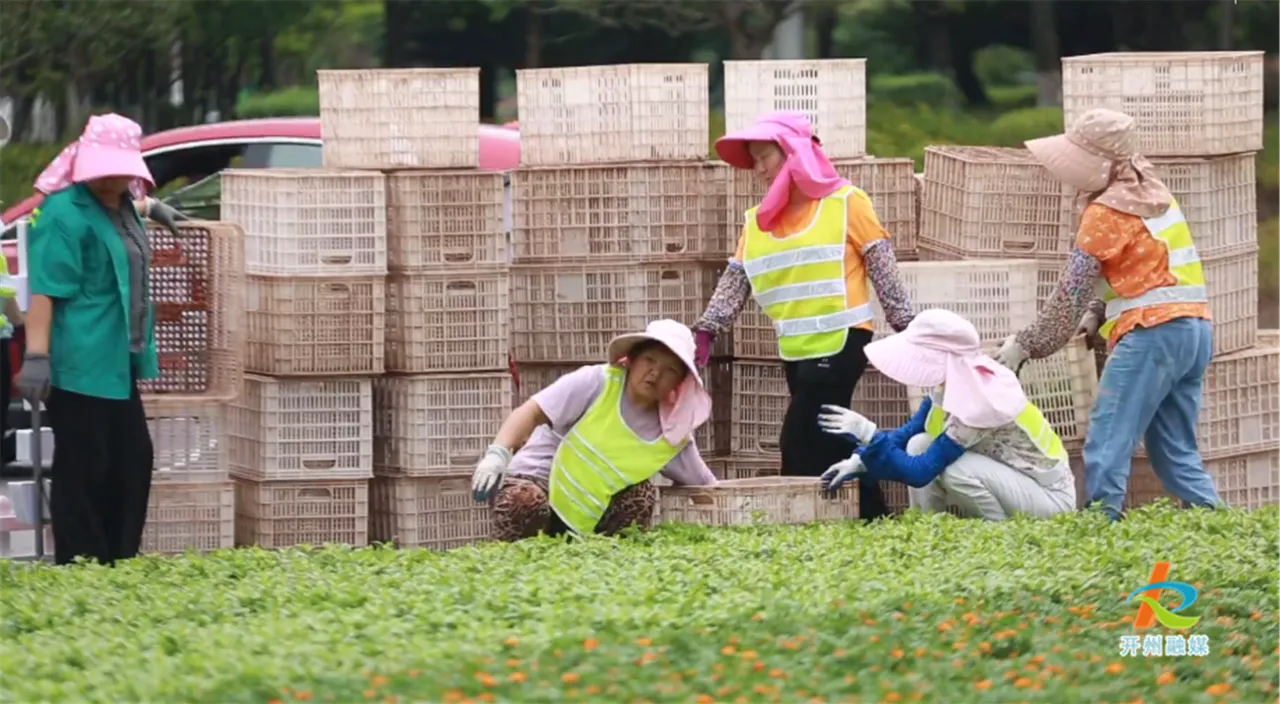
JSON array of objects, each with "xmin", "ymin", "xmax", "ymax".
[
  {"xmin": 1150, "ymin": 153, "xmax": 1258, "ymax": 259},
  {"xmin": 246, "ymin": 275, "xmax": 386, "ymax": 375},
  {"xmin": 385, "ymin": 170, "xmax": 507, "ymax": 271},
  {"xmin": 229, "ymin": 376, "xmax": 373, "ymax": 481},
  {"xmin": 386, "ymin": 272, "xmax": 510, "ymax": 373},
  {"xmin": 369, "ymin": 474, "xmax": 493, "ymax": 550},
  {"xmin": 872, "ymin": 260, "xmax": 1040, "ymax": 344},
  {"xmin": 517, "ymin": 64, "xmax": 709, "ymax": 166},
  {"xmin": 703, "ymin": 457, "xmax": 781, "ymax": 481},
  {"xmin": 1206, "ymin": 450, "xmax": 1279, "ymax": 510},
  {"xmin": 729, "ymin": 361, "xmax": 789, "ymax": 456},
  {"xmin": 373, "ymin": 373, "xmax": 512, "ymax": 477},
  {"xmin": 141, "ymin": 481, "xmax": 234, "ymax": 555},
  {"xmin": 510, "ymin": 261, "xmax": 720, "ymax": 363},
  {"xmin": 148, "ymin": 398, "xmax": 229, "ymax": 484},
  {"xmin": 139, "ymin": 221, "xmax": 245, "ymax": 400},
  {"xmin": 234, "ymin": 477, "xmax": 369, "ymax": 548},
  {"xmin": 1193, "ymin": 333, "xmax": 1278, "ymax": 459},
  {"xmin": 1203, "ymin": 248, "xmax": 1258, "ymax": 356},
  {"xmin": 658, "ymin": 477, "xmax": 859, "ymax": 526},
  {"xmin": 1061, "ymin": 51, "xmax": 1265, "ymax": 156},
  {"xmin": 723, "ymin": 59, "xmax": 866, "ymax": 159},
  {"xmin": 511, "ymin": 162, "xmax": 732, "ymax": 262},
  {"xmin": 921, "ymin": 146, "xmax": 1073, "ymax": 259},
  {"xmin": 318, "ymin": 68, "xmax": 479, "ymax": 169},
  {"xmin": 222, "ymin": 169, "xmax": 387, "ymax": 277}
]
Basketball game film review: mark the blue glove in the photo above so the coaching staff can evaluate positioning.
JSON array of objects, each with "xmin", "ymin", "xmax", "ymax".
[
  {"xmin": 860, "ymin": 428, "xmax": 966, "ymax": 489},
  {"xmin": 882, "ymin": 396, "xmax": 933, "ymax": 450}
]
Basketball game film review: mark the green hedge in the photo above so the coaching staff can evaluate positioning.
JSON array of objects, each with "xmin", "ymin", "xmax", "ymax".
[
  {"xmin": 0, "ymin": 142, "xmax": 63, "ymax": 212},
  {"xmin": 868, "ymin": 72, "xmax": 961, "ymax": 109},
  {"xmin": 235, "ymin": 86, "xmax": 320, "ymax": 119}
]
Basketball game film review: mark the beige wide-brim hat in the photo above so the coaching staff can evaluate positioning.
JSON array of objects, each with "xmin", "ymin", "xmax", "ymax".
[
  {"xmin": 1025, "ymin": 108, "xmax": 1140, "ymax": 193},
  {"xmin": 606, "ymin": 319, "xmax": 704, "ymax": 390}
]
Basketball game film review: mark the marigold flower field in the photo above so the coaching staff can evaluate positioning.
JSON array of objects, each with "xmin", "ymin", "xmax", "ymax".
[{"xmin": 1, "ymin": 503, "xmax": 1276, "ymax": 703}]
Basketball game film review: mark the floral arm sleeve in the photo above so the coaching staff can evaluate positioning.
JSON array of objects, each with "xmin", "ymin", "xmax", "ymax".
[
  {"xmin": 1014, "ymin": 246, "xmax": 1102, "ymax": 359},
  {"xmin": 862, "ymin": 240, "xmax": 915, "ymax": 332},
  {"xmin": 693, "ymin": 261, "xmax": 751, "ymax": 336}
]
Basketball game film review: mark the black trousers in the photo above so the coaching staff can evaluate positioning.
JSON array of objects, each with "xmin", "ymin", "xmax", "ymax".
[
  {"xmin": 780, "ymin": 328, "xmax": 888, "ymax": 520},
  {"xmin": 47, "ymin": 381, "xmax": 154, "ymax": 566},
  {"xmin": 1, "ymin": 338, "xmax": 10, "ymax": 464}
]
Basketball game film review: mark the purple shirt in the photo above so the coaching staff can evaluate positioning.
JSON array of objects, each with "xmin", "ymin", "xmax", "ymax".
[{"xmin": 508, "ymin": 364, "xmax": 717, "ymax": 486}]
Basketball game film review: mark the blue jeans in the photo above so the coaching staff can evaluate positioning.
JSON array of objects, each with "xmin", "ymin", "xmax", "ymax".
[{"xmin": 1083, "ymin": 316, "xmax": 1220, "ymax": 518}]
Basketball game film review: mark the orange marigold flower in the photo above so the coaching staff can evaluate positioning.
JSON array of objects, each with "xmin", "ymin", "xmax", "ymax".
[
  {"xmin": 1013, "ymin": 677, "xmax": 1032, "ymax": 688},
  {"xmin": 974, "ymin": 680, "xmax": 993, "ymax": 691},
  {"xmin": 1105, "ymin": 662, "xmax": 1124, "ymax": 675},
  {"xmin": 503, "ymin": 636, "xmax": 519, "ymax": 647},
  {"xmin": 561, "ymin": 673, "xmax": 580, "ymax": 684},
  {"xmin": 1205, "ymin": 683, "xmax": 1232, "ymax": 696},
  {"xmin": 583, "ymin": 638, "xmax": 599, "ymax": 651},
  {"xmin": 1156, "ymin": 671, "xmax": 1175, "ymax": 685}
]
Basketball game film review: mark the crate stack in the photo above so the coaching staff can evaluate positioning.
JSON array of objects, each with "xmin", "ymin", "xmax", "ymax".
[
  {"xmin": 509, "ymin": 63, "xmax": 745, "ymax": 473},
  {"xmin": 1058, "ymin": 51, "xmax": 1273, "ymax": 507},
  {"xmin": 138, "ymin": 221, "xmax": 245, "ymax": 555}
]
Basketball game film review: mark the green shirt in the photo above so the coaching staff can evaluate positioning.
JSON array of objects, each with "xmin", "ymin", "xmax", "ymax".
[{"xmin": 28, "ymin": 184, "xmax": 158, "ymax": 400}]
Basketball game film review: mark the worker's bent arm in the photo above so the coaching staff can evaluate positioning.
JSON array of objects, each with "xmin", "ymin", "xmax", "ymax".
[
  {"xmin": 24, "ymin": 295, "xmax": 52, "ymax": 355},
  {"xmin": 491, "ymin": 398, "xmax": 551, "ymax": 455}
]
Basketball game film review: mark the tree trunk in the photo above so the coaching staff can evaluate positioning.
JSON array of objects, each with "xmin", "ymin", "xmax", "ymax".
[
  {"xmin": 1217, "ymin": 0, "xmax": 1234, "ymax": 49},
  {"xmin": 813, "ymin": 3, "xmax": 838, "ymax": 59},
  {"xmin": 1030, "ymin": 0, "xmax": 1061, "ymax": 106},
  {"xmin": 259, "ymin": 37, "xmax": 277, "ymax": 90},
  {"xmin": 525, "ymin": 3, "xmax": 543, "ymax": 68}
]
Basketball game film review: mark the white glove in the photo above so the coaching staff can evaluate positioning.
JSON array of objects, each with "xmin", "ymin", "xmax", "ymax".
[
  {"xmin": 995, "ymin": 334, "xmax": 1030, "ymax": 374},
  {"xmin": 817, "ymin": 404, "xmax": 878, "ymax": 445},
  {"xmin": 471, "ymin": 444, "xmax": 513, "ymax": 502},
  {"xmin": 820, "ymin": 454, "xmax": 866, "ymax": 493}
]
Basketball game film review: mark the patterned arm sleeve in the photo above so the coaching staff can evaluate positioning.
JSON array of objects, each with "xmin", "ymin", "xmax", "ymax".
[
  {"xmin": 1014, "ymin": 247, "xmax": 1102, "ymax": 359},
  {"xmin": 693, "ymin": 261, "xmax": 751, "ymax": 336},
  {"xmin": 863, "ymin": 240, "xmax": 915, "ymax": 332}
]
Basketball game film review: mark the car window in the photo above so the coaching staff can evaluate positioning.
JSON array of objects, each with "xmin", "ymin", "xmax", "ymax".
[
  {"xmin": 160, "ymin": 142, "xmax": 321, "ymax": 220},
  {"xmin": 241, "ymin": 142, "xmax": 323, "ymax": 169},
  {"xmin": 147, "ymin": 144, "xmax": 249, "ymax": 197},
  {"xmin": 162, "ymin": 172, "xmax": 223, "ymax": 221}
]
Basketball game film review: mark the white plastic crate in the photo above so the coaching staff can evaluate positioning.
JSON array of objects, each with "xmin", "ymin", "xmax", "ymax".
[
  {"xmin": 1207, "ymin": 450, "xmax": 1279, "ymax": 511},
  {"xmin": 318, "ymin": 68, "xmax": 479, "ymax": 169},
  {"xmin": 148, "ymin": 399, "xmax": 229, "ymax": 484},
  {"xmin": 728, "ymin": 157, "xmax": 918, "ymax": 258},
  {"xmin": 373, "ymin": 373, "xmax": 512, "ymax": 477},
  {"xmin": 658, "ymin": 477, "xmax": 859, "ymax": 525},
  {"xmin": 228, "ymin": 376, "xmax": 373, "ymax": 481},
  {"xmin": 386, "ymin": 170, "xmax": 507, "ymax": 271},
  {"xmin": 510, "ymin": 261, "xmax": 721, "ymax": 363},
  {"xmin": 723, "ymin": 59, "xmax": 866, "ymax": 159},
  {"xmin": 1150, "ymin": 154, "xmax": 1258, "ymax": 260},
  {"xmin": 920, "ymin": 147, "xmax": 1073, "ymax": 259},
  {"xmin": 234, "ymin": 477, "xmax": 369, "ymax": 549},
  {"xmin": 1197, "ymin": 333, "xmax": 1278, "ymax": 459},
  {"xmin": 729, "ymin": 361, "xmax": 789, "ymax": 456},
  {"xmin": 369, "ymin": 474, "xmax": 493, "ymax": 550},
  {"xmin": 703, "ymin": 457, "xmax": 781, "ymax": 481},
  {"xmin": 246, "ymin": 275, "xmax": 386, "ymax": 376},
  {"xmin": 141, "ymin": 482, "xmax": 234, "ymax": 555},
  {"xmin": 517, "ymin": 64, "xmax": 709, "ymax": 166},
  {"xmin": 222, "ymin": 169, "xmax": 387, "ymax": 277},
  {"xmin": 386, "ymin": 272, "xmax": 509, "ymax": 373},
  {"xmin": 1203, "ymin": 248, "xmax": 1257, "ymax": 357},
  {"xmin": 511, "ymin": 162, "xmax": 732, "ymax": 263},
  {"xmin": 872, "ymin": 260, "xmax": 1040, "ymax": 344},
  {"xmin": 1062, "ymin": 52, "xmax": 1265, "ymax": 156}
]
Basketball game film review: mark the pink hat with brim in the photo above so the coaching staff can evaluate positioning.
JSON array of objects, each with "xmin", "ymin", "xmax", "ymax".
[
  {"xmin": 714, "ymin": 111, "xmax": 823, "ymax": 170},
  {"xmin": 864, "ymin": 309, "xmax": 1028, "ymax": 429},
  {"xmin": 34, "ymin": 113, "xmax": 154, "ymax": 198},
  {"xmin": 606, "ymin": 319, "xmax": 712, "ymax": 445}
]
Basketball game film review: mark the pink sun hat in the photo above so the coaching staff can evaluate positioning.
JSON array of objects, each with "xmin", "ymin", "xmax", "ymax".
[
  {"xmin": 606, "ymin": 319, "xmax": 712, "ymax": 445},
  {"xmin": 864, "ymin": 309, "xmax": 1028, "ymax": 429},
  {"xmin": 34, "ymin": 113, "xmax": 154, "ymax": 199},
  {"xmin": 714, "ymin": 111, "xmax": 824, "ymax": 169}
]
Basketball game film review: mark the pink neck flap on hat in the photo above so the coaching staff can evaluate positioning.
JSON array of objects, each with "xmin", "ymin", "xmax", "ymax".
[
  {"xmin": 727, "ymin": 112, "xmax": 849, "ymax": 232},
  {"xmin": 34, "ymin": 113, "xmax": 152, "ymax": 200}
]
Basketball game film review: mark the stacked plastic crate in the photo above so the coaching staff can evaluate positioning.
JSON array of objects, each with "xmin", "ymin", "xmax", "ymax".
[
  {"xmin": 508, "ymin": 64, "xmax": 739, "ymax": 472},
  {"xmin": 138, "ymin": 221, "xmax": 245, "ymax": 555},
  {"xmin": 355, "ymin": 71, "xmax": 511, "ymax": 551},
  {"xmin": 1060, "ymin": 51, "xmax": 1274, "ymax": 508},
  {"xmin": 717, "ymin": 59, "xmax": 922, "ymax": 481}
]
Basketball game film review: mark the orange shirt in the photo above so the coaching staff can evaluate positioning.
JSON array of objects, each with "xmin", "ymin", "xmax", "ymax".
[
  {"xmin": 734, "ymin": 189, "xmax": 890, "ymax": 332},
  {"xmin": 1076, "ymin": 203, "xmax": 1212, "ymax": 350}
]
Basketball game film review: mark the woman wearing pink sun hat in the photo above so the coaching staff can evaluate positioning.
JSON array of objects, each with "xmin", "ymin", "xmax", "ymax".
[
  {"xmin": 692, "ymin": 111, "xmax": 916, "ymax": 519},
  {"xmin": 14, "ymin": 113, "xmax": 186, "ymax": 566}
]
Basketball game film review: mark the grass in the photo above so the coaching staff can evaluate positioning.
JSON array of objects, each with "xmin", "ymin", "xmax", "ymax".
[{"xmin": 2, "ymin": 504, "xmax": 1276, "ymax": 702}]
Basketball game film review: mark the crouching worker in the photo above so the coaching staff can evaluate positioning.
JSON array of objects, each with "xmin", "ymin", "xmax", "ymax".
[
  {"xmin": 471, "ymin": 320, "xmax": 718, "ymax": 541},
  {"xmin": 816, "ymin": 309, "xmax": 1076, "ymax": 521}
]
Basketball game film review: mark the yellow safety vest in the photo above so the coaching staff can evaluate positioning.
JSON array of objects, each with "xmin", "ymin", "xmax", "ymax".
[
  {"xmin": 741, "ymin": 185, "xmax": 874, "ymax": 361},
  {"xmin": 1097, "ymin": 198, "xmax": 1207, "ymax": 339},
  {"xmin": 548, "ymin": 365, "xmax": 686, "ymax": 535},
  {"xmin": 0, "ymin": 240, "xmax": 13, "ymax": 334},
  {"xmin": 924, "ymin": 399, "xmax": 1068, "ymax": 464}
]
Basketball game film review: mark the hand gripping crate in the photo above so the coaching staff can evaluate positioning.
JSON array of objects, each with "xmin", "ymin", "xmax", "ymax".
[
  {"xmin": 234, "ymin": 476, "xmax": 369, "ymax": 548},
  {"xmin": 147, "ymin": 397, "xmax": 229, "ymax": 484},
  {"xmin": 510, "ymin": 260, "xmax": 721, "ymax": 363},
  {"xmin": 139, "ymin": 221, "xmax": 244, "ymax": 400},
  {"xmin": 517, "ymin": 63, "xmax": 709, "ymax": 166},
  {"xmin": 871, "ymin": 259, "xmax": 1040, "ymax": 344},
  {"xmin": 1206, "ymin": 450, "xmax": 1279, "ymax": 511},
  {"xmin": 920, "ymin": 146, "xmax": 1073, "ymax": 259},
  {"xmin": 658, "ymin": 477, "xmax": 859, "ymax": 526},
  {"xmin": 228, "ymin": 376, "xmax": 373, "ymax": 481},
  {"xmin": 723, "ymin": 59, "xmax": 866, "ymax": 160},
  {"xmin": 140, "ymin": 481, "xmax": 234, "ymax": 555},
  {"xmin": 511, "ymin": 162, "xmax": 732, "ymax": 263},
  {"xmin": 318, "ymin": 68, "xmax": 480, "ymax": 170},
  {"xmin": 386, "ymin": 271, "xmax": 509, "ymax": 373},
  {"xmin": 386, "ymin": 170, "xmax": 507, "ymax": 272},
  {"xmin": 370, "ymin": 474, "xmax": 493, "ymax": 550},
  {"xmin": 246, "ymin": 275, "xmax": 385, "ymax": 375},
  {"xmin": 373, "ymin": 373, "xmax": 512, "ymax": 477},
  {"xmin": 728, "ymin": 157, "xmax": 918, "ymax": 258},
  {"xmin": 1061, "ymin": 52, "xmax": 1265, "ymax": 157},
  {"xmin": 223, "ymin": 169, "xmax": 387, "ymax": 277}
]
